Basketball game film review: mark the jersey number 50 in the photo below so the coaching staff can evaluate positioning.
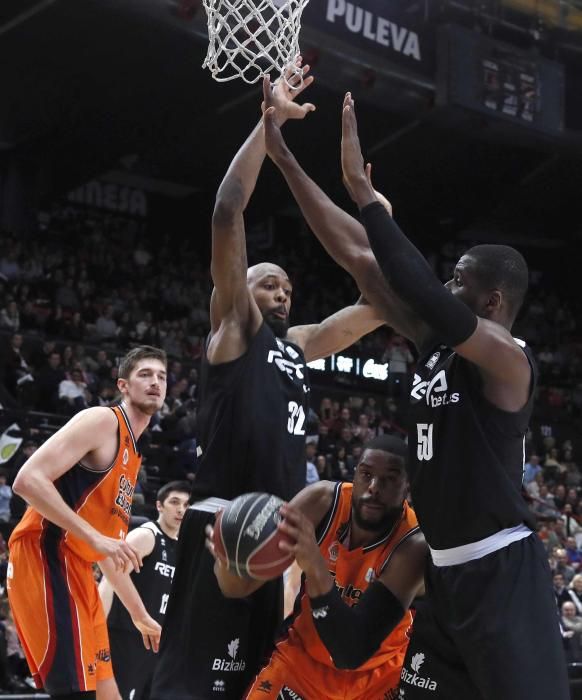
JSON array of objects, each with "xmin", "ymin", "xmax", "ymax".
[{"xmin": 417, "ymin": 423, "xmax": 434, "ymax": 461}]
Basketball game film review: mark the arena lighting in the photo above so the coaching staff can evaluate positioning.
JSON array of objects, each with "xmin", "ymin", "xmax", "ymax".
[{"xmin": 307, "ymin": 354, "xmax": 389, "ymax": 382}]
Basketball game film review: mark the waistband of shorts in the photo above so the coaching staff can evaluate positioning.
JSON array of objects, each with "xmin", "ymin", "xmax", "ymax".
[
  {"xmin": 188, "ymin": 497, "xmax": 230, "ymax": 514},
  {"xmin": 429, "ymin": 524, "xmax": 533, "ymax": 566}
]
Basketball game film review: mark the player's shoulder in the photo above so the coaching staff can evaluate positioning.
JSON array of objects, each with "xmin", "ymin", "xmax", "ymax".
[
  {"xmin": 380, "ymin": 529, "xmax": 427, "ymax": 580},
  {"xmin": 127, "ymin": 522, "xmax": 157, "ymax": 555},
  {"xmin": 290, "ymin": 480, "xmax": 336, "ymax": 526},
  {"xmin": 65, "ymin": 406, "xmax": 118, "ymax": 432}
]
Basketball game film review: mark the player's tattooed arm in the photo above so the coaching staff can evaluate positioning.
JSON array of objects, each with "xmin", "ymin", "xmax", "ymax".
[{"xmin": 208, "ymin": 64, "xmax": 315, "ymax": 363}]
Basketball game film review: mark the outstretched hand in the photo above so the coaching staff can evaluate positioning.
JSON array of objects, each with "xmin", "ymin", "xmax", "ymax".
[
  {"xmin": 341, "ymin": 93, "xmax": 376, "ymax": 208},
  {"xmin": 261, "ymin": 57, "xmax": 316, "ymax": 126}
]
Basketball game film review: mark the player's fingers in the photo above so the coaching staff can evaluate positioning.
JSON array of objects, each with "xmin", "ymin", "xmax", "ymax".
[
  {"xmin": 142, "ymin": 633, "xmax": 151, "ymax": 651},
  {"xmin": 278, "ymin": 539, "xmax": 295, "ymax": 553},
  {"xmin": 288, "ymin": 68, "xmax": 302, "ymax": 87},
  {"xmin": 124, "ymin": 546, "xmax": 141, "ymax": 573},
  {"xmin": 262, "ymin": 75, "xmax": 272, "ymax": 106},
  {"xmin": 278, "ymin": 521, "xmax": 300, "ymax": 541},
  {"xmin": 289, "ymin": 66, "xmax": 315, "ymax": 90},
  {"xmin": 151, "ymin": 633, "xmax": 160, "ymax": 653},
  {"xmin": 204, "ymin": 536, "xmax": 217, "ymax": 560},
  {"xmin": 279, "ymin": 505, "xmax": 299, "ymax": 521},
  {"xmin": 342, "ymin": 105, "xmax": 353, "ymax": 136},
  {"xmin": 129, "ymin": 545, "xmax": 143, "ymax": 573},
  {"xmin": 365, "ymin": 162, "xmax": 373, "ymax": 184}
]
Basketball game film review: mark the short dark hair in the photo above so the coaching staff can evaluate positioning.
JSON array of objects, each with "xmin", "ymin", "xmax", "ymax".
[
  {"xmin": 118, "ymin": 346, "xmax": 167, "ymax": 379},
  {"xmin": 465, "ymin": 244, "xmax": 528, "ymax": 321},
  {"xmin": 362, "ymin": 435, "xmax": 407, "ymax": 464},
  {"xmin": 157, "ymin": 480, "xmax": 191, "ymax": 504}
]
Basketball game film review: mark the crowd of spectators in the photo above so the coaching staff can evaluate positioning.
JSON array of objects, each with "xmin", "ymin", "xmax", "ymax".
[{"xmin": 1, "ymin": 211, "xmax": 582, "ymax": 684}]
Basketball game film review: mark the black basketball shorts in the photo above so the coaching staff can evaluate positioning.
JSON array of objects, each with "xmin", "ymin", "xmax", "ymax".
[
  {"xmin": 398, "ymin": 534, "xmax": 569, "ymax": 700},
  {"xmin": 150, "ymin": 506, "xmax": 283, "ymax": 700},
  {"xmin": 109, "ymin": 628, "xmax": 155, "ymax": 700}
]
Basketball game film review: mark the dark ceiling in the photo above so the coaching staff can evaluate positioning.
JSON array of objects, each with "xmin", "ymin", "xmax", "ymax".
[{"xmin": 1, "ymin": 0, "xmax": 582, "ymax": 245}]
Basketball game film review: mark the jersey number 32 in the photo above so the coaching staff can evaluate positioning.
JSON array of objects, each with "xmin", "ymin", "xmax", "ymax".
[{"xmin": 287, "ymin": 401, "xmax": 306, "ymax": 436}]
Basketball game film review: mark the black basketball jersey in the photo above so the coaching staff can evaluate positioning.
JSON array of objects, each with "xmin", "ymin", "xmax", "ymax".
[
  {"xmin": 194, "ymin": 321, "xmax": 311, "ymax": 502},
  {"xmin": 408, "ymin": 340, "xmax": 537, "ymax": 550},
  {"xmin": 108, "ymin": 521, "xmax": 177, "ymax": 631}
]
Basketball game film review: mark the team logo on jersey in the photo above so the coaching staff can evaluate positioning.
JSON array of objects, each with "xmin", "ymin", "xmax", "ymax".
[
  {"xmin": 257, "ymin": 680, "xmax": 273, "ymax": 693},
  {"xmin": 410, "ymin": 370, "xmax": 460, "ymax": 407},
  {"xmin": 411, "ymin": 653, "xmax": 424, "ymax": 672},
  {"xmin": 365, "ymin": 567, "xmax": 376, "ymax": 583},
  {"xmin": 114, "ymin": 474, "xmax": 135, "ymax": 521},
  {"xmin": 154, "ymin": 561, "xmax": 175, "ymax": 578},
  {"xmin": 122, "ymin": 448, "xmax": 129, "ymax": 466},
  {"xmin": 328, "ymin": 541, "xmax": 339, "ymax": 562},
  {"xmin": 162, "ymin": 548, "xmax": 167, "ymax": 562},
  {"xmin": 96, "ymin": 648, "xmax": 111, "ymax": 663},
  {"xmin": 212, "ymin": 679, "xmax": 225, "ymax": 693},
  {"xmin": 285, "ymin": 345, "xmax": 299, "ymax": 360},
  {"xmin": 267, "ymin": 349, "xmax": 305, "ymax": 380},
  {"xmin": 335, "ymin": 580, "xmax": 363, "ymax": 603},
  {"xmin": 425, "ymin": 352, "xmax": 440, "ymax": 370},
  {"xmin": 400, "ymin": 651, "xmax": 438, "ymax": 691},
  {"xmin": 212, "ymin": 639, "xmax": 246, "ymax": 672}
]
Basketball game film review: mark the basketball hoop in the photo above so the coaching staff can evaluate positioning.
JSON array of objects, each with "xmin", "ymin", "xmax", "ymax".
[{"xmin": 202, "ymin": 0, "xmax": 311, "ymax": 85}]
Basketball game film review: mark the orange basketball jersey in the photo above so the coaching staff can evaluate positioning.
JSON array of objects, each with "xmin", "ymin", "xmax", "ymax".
[
  {"xmin": 286, "ymin": 481, "xmax": 419, "ymax": 669},
  {"xmin": 9, "ymin": 404, "xmax": 141, "ymax": 562}
]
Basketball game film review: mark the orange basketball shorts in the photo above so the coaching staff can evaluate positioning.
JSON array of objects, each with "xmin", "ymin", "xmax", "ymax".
[
  {"xmin": 244, "ymin": 638, "xmax": 403, "ymax": 700},
  {"xmin": 7, "ymin": 531, "xmax": 113, "ymax": 695}
]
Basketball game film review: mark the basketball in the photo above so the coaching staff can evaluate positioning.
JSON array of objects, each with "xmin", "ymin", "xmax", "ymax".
[{"xmin": 213, "ymin": 492, "xmax": 295, "ymax": 580}]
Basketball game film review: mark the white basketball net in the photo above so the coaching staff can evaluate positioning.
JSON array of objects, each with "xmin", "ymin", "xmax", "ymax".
[{"xmin": 202, "ymin": 0, "xmax": 311, "ymax": 85}]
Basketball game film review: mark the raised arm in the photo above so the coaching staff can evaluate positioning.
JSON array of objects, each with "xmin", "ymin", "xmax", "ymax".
[
  {"xmin": 209, "ymin": 66, "xmax": 315, "ymax": 364},
  {"xmin": 262, "ymin": 89, "xmax": 429, "ymax": 347},
  {"xmin": 340, "ymin": 94, "xmax": 531, "ymax": 407}
]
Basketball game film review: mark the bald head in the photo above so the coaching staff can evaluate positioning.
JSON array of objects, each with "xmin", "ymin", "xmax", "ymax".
[
  {"xmin": 247, "ymin": 262, "xmax": 293, "ymax": 338},
  {"xmin": 247, "ymin": 263, "xmax": 290, "ymax": 285}
]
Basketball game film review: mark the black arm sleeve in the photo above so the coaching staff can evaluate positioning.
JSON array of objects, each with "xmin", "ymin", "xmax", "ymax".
[
  {"xmin": 309, "ymin": 581, "xmax": 405, "ymax": 670},
  {"xmin": 360, "ymin": 201, "xmax": 478, "ymax": 348}
]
